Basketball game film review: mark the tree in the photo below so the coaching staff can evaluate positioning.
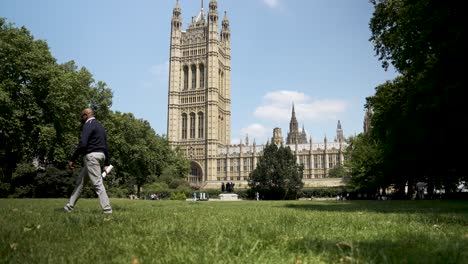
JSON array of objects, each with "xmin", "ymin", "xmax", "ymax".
[
  {"xmin": 328, "ymin": 164, "xmax": 348, "ymax": 178},
  {"xmin": 0, "ymin": 18, "xmax": 190, "ymax": 198},
  {"xmin": 104, "ymin": 112, "xmax": 189, "ymax": 196},
  {"xmin": 248, "ymin": 143, "xmax": 304, "ymax": 200},
  {"xmin": 368, "ymin": 1, "xmax": 466, "ymax": 197},
  {"xmin": 345, "ymin": 133, "xmax": 386, "ymax": 195},
  {"xmin": 0, "ymin": 18, "xmax": 57, "ymax": 182}
]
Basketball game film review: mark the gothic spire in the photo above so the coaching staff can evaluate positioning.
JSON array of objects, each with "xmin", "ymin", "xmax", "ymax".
[
  {"xmin": 172, "ymin": 0, "xmax": 182, "ymax": 29},
  {"xmin": 336, "ymin": 120, "xmax": 344, "ymax": 142},
  {"xmin": 221, "ymin": 11, "xmax": 230, "ymax": 41},
  {"xmin": 292, "ymin": 102, "xmax": 296, "ymax": 118}
]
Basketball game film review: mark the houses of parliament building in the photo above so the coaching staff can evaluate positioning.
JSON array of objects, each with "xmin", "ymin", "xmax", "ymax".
[{"xmin": 166, "ymin": 1, "xmax": 347, "ymax": 188}]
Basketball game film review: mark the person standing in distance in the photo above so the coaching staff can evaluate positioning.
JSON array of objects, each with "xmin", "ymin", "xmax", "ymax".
[{"xmin": 64, "ymin": 108, "xmax": 112, "ymax": 214}]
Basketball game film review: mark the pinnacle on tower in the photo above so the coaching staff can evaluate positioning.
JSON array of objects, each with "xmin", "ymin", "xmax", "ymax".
[
  {"xmin": 209, "ymin": 0, "xmax": 217, "ymax": 9},
  {"xmin": 172, "ymin": 0, "xmax": 182, "ymax": 29},
  {"xmin": 209, "ymin": 0, "xmax": 218, "ymax": 23},
  {"xmin": 292, "ymin": 102, "xmax": 296, "ymax": 118},
  {"xmin": 222, "ymin": 11, "xmax": 230, "ymax": 27}
]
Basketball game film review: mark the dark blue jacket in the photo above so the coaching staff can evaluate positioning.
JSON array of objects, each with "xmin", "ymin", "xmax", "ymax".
[{"xmin": 71, "ymin": 118, "xmax": 110, "ymax": 166}]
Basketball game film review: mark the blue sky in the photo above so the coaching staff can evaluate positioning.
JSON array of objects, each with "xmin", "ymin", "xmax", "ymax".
[{"xmin": 1, "ymin": 0, "xmax": 398, "ymax": 145}]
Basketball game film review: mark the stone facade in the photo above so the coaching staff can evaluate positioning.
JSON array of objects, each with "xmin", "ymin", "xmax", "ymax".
[{"xmin": 166, "ymin": 1, "xmax": 347, "ymax": 188}]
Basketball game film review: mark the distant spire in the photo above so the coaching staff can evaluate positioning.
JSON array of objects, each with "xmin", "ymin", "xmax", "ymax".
[
  {"xmin": 221, "ymin": 11, "xmax": 230, "ymax": 41},
  {"xmin": 292, "ymin": 102, "xmax": 296, "ymax": 118},
  {"xmin": 336, "ymin": 120, "xmax": 344, "ymax": 142}
]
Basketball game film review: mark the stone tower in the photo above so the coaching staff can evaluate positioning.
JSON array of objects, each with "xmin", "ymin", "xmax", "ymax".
[
  {"xmin": 335, "ymin": 120, "xmax": 344, "ymax": 142},
  {"xmin": 271, "ymin": 127, "xmax": 284, "ymax": 145},
  {"xmin": 167, "ymin": 0, "xmax": 231, "ymax": 184},
  {"xmin": 286, "ymin": 104, "xmax": 308, "ymax": 144}
]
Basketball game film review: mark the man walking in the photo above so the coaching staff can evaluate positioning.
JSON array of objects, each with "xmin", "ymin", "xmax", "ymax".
[{"xmin": 64, "ymin": 108, "xmax": 112, "ymax": 214}]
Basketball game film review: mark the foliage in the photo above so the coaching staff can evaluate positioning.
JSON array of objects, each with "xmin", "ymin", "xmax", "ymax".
[
  {"xmin": 34, "ymin": 165, "xmax": 73, "ymax": 198},
  {"xmin": 105, "ymin": 112, "xmax": 190, "ymax": 196},
  {"xmin": 357, "ymin": 0, "xmax": 467, "ymax": 197},
  {"xmin": 345, "ymin": 134, "xmax": 385, "ymax": 193},
  {"xmin": 327, "ymin": 164, "xmax": 348, "ymax": 178},
  {"xmin": 169, "ymin": 192, "xmax": 187, "ymax": 200},
  {"xmin": 248, "ymin": 143, "xmax": 304, "ymax": 200},
  {"xmin": 298, "ymin": 187, "xmax": 347, "ymax": 198},
  {"xmin": 106, "ymin": 186, "xmax": 129, "ymax": 198},
  {"xmin": 0, "ymin": 18, "xmax": 190, "ymax": 198}
]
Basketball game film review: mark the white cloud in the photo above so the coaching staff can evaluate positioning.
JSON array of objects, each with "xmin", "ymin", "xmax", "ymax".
[
  {"xmin": 263, "ymin": 90, "xmax": 309, "ymax": 105},
  {"xmin": 254, "ymin": 90, "xmax": 348, "ymax": 121},
  {"xmin": 240, "ymin": 123, "xmax": 269, "ymax": 141},
  {"xmin": 263, "ymin": 0, "xmax": 280, "ymax": 9}
]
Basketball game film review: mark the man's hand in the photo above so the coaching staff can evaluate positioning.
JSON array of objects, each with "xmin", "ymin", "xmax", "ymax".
[{"xmin": 68, "ymin": 161, "xmax": 75, "ymax": 173}]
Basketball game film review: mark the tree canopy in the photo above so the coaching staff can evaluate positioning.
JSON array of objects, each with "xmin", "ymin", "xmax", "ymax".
[
  {"xmin": 248, "ymin": 143, "xmax": 304, "ymax": 200},
  {"xmin": 0, "ymin": 18, "xmax": 189, "ymax": 197},
  {"xmin": 346, "ymin": 1, "xmax": 466, "ymax": 198}
]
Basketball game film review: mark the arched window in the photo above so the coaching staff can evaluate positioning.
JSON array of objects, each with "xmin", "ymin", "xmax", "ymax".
[
  {"xmin": 218, "ymin": 69, "xmax": 222, "ymax": 96},
  {"xmin": 198, "ymin": 112, "xmax": 204, "ymax": 138},
  {"xmin": 181, "ymin": 113, "xmax": 188, "ymax": 139},
  {"xmin": 218, "ymin": 69, "xmax": 224, "ymax": 96},
  {"xmin": 199, "ymin": 64, "xmax": 205, "ymax": 89},
  {"xmin": 189, "ymin": 112, "xmax": 196, "ymax": 138},
  {"xmin": 183, "ymin": 66, "xmax": 188, "ymax": 90},
  {"xmin": 191, "ymin": 65, "xmax": 197, "ymax": 89}
]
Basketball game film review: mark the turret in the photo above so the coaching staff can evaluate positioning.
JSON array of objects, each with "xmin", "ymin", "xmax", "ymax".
[
  {"xmin": 221, "ymin": 11, "xmax": 230, "ymax": 42},
  {"xmin": 209, "ymin": 0, "xmax": 219, "ymax": 23},
  {"xmin": 167, "ymin": 0, "xmax": 183, "ymax": 141},
  {"xmin": 171, "ymin": 0, "xmax": 182, "ymax": 30},
  {"xmin": 336, "ymin": 120, "xmax": 344, "ymax": 142}
]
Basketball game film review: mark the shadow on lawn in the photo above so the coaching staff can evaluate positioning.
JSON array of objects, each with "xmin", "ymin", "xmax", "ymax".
[
  {"xmin": 285, "ymin": 232, "xmax": 466, "ymax": 264},
  {"xmin": 282, "ymin": 200, "xmax": 468, "ymax": 226},
  {"xmin": 283, "ymin": 200, "xmax": 468, "ymax": 214}
]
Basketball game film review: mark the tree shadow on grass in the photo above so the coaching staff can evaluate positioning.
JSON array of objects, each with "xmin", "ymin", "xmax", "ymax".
[
  {"xmin": 282, "ymin": 200, "xmax": 468, "ymax": 226},
  {"xmin": 285, "ymin": 232, "xmax": 467, "ymax": 264},
  {"xmin": 283, "ymin": 200, "xmax": 468, "ymax": 214}
]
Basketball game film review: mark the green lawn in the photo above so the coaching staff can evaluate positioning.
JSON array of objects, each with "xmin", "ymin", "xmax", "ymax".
[{"xmin": 1, "ymin": 199, "xmax": 467, "ymax": 264}]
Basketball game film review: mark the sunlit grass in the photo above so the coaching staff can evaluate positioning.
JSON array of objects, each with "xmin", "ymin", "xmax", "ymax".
[{"xmin": 1, "ymin": 199, "xmax": 467, "ymax": 263}]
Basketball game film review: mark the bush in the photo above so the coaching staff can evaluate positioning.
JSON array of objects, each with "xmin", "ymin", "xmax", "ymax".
[
  {"xmin": 170, "ymin": 192, "xmax": 186, "ymax": 200},
  {"xmin": 298, "ymin": 187, "xmax": 347, "ymax": 198},
  {"xmin": 35, "ymin": 165, "xmax": 73, "ymax": 198},
  {"xmin": 175, "ymin": 185, "xmax": 192, "ymax": 196},
  {"xmin": 200, "ymin": 189, "xmax": 221, "ymax": 199},
  {"xmin": 0, "ymin": 182, "xmax": 11, "ymax": 198},
  {"xmin": 169, "ymin": 178, "xmax": 190, "ymax": 189},
  {"xmin": 107, "ymin": 186, "xmax": 129, "ymax": 198}
]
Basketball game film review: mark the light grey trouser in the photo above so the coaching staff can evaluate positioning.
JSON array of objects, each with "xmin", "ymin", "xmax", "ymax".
[{"xmin": 67, "ymin": 152, "xmax": 112, "ymax": 212}]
